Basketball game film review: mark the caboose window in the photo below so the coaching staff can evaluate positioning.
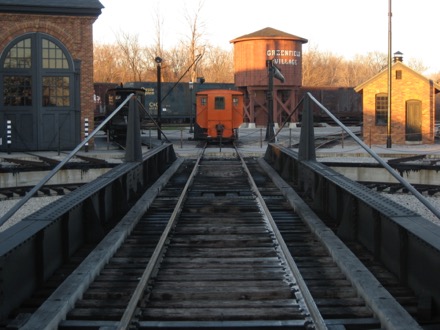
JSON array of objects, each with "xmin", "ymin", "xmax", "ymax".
[
  {"xmin": 233, "ymin": 97, "xmax": 239, "ymax": 107},
  {"xmin": 214, "ymin": 97, "xmax": 225, "ymax": 110},
  {"xmin": 201, "ymin": 97, "xmax": 207, "ymax": 106}
]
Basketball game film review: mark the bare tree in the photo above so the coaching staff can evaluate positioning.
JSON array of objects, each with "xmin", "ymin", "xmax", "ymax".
[
  {"xmin": 115, "ymin": 32, "xmax": 149, "ymax": 82},
  {"xmin": 152, "ymin": 1, "xmax": 165, "ymax": 60},
  {"xmin": 407, "ymin": 57, "xmax": 428, "ymax": 74},
  {"xmin": 94, "ymin": 20, "xmax": 434, "ymax": 89},
  {"xmin": 200, "ymin": 46, "xmax": 234, "ymax": 83},
  {"xmin": 94, "ymin": 43, "xmax": 126, "ymax": 83},
  {"xmin": 430, "ymin": 72, "xmax": 440, "ymax": 84},
  {"xmin": 302, "ymin": 45, "xmax": 345, "ymax": 86},
  {"xmin": 150, "ymin": 0, "xmax": 168, "ymax": 83},
  {"xmin": 341, "ymin": 52, "xmax": 387, "ymax": 87},
  {"xmin": 303, "ymin": 47, "xmax": 390, "ymax": 87},
  {"xmin": 183, "ymin": 0, "xmax": 207, "ymax": 82},
  {"xmin": 164, "ymin": 45, "xmax": 189, "ymax": 81}
]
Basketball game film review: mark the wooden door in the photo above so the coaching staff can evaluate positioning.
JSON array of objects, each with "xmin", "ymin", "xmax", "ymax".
[{"xmin": 405, "ymin": 100, "xmax": 422, "ymax": 142}]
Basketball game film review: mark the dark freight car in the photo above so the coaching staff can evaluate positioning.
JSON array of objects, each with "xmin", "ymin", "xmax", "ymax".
[
  {"xmin": 123, "ymin": 82, "xmax": 235, "ymax": 124},
  {"xmin": 94, "ymin": 83, "xmax": 364, "ymax": 129},
  {"xmin": 298, "ymin": 87, "xmax": 362, "ymax": 126}
]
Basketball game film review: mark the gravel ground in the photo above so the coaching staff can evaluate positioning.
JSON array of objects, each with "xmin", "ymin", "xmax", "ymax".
[
  {"xmin": 0, "ymin": 196, "xmax": 61, "ymax": 232},
  {"xmin": 380, "ymin": 192, "xmax": 440, "ymax": 226}
]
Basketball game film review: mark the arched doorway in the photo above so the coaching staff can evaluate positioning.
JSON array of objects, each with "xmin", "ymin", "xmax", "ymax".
[
  {"xmin": 406, "ymin": 99, "xmax": 422, "ymax": 143},
  {"xmin": 0, "ymin": 32, "xmax": 80, "ymax": 151}
]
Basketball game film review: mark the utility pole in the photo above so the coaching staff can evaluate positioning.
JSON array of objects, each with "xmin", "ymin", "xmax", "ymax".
[{"xmin": 386, "ymin": 0, "xmax": 392, "ymax": 148}]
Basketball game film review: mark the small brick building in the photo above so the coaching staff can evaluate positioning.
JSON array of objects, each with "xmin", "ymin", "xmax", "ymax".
[
  {"xmin": 355, "ymin": 54, "xmax": 440, "ymax": 145},
  {"xmin": 0, "ymin": 0, "xmax": 103, "ymax": 151}
]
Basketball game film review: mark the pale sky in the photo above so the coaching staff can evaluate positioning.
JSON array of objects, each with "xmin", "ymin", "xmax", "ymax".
[{"xmin": 93, "ymin": 0, "xmax": 440, "ymax": 75}]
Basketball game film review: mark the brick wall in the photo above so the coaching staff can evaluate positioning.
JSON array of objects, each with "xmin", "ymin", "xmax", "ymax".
[{"xmin": 0, "ymin": 12, "xmax": 98, "ymax": 143}]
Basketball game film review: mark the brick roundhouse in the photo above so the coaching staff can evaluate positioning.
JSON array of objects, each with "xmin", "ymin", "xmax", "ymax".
[{"xmin": 0, "ymin": 0, "xmax": 103, "ymax": 151}]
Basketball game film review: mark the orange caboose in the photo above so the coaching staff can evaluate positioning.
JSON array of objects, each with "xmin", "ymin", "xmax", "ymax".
[{"xmin": 194, "ymin": 89, "xmax": 244, "ymax": 142}]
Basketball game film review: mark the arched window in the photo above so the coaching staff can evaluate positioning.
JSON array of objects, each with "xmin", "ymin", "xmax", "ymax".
[
  {"xmin": 3, "ymin": 38, "xmax": 32, "ymax": 69},
  {"xmin": 3, "ymin": 37, "xmax": 33, "ymax": 107},
  {"xmin": 2, "ymin": 33, "xmax": 73, "ymax": 108},
  {"xmin": 42, "ymin": 38, "xmax": 69, "ymax": 69},
  {"xmin": 1, "ymin": 33, "xmax": 77, "ymax": 151}
]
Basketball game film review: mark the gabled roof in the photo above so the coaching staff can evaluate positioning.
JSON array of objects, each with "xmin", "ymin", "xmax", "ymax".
[
  {"xmin": 0, "ymin": 0, "xmax": 103, "ymax": 16},
  {"xmin": 230, "ymin": 27, "xmax": 308, "ymax": 44},
  {"xmin": 355, "ymin": 61, "xmax": 440, "ymax": 93}
]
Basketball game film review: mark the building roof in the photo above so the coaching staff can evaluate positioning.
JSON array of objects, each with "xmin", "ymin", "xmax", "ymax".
[
  {"xmin": 230, "ymin": 27, "xmax": 308, "ymax": 44},
  {"xmin": 0, "ymin": 0, "xmax": 103, "ymax": 16},
  {"xmin": 355, "ymin": 61, "xmax": 440, "ymax": 93}
]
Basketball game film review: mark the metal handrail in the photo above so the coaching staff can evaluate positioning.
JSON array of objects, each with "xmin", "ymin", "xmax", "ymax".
[
  {"xmin": 0, "ymin": 94, "xmax": 135, "ymax": 227},
  {"xmin": 306, "ymin": 92, "xmax": 440, "ymax": 220}
]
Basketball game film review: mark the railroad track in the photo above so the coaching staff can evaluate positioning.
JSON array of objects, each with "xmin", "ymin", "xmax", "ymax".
[
  {"xmin": 247, "ymin": 160, "xmax": 424, "ymax": 328},
  {"xmin": 358, "ymin": 181, "xmax": 440, "ymax": 196},
  {"xmin": 57, "ymin": 149, "xmax": 324, "ymax": 329},
  {"xmin": 0, "ymin": 183, "xmax": 84, "ymax": 200},
  {"xmin": 8, "ymin": 145, "xmax": 423, "ymax": 329},
  {"xmin": 0, "ymin": 153, "xmax": 117, "ymax": 172},
  {"xmin": 290, "ymin": 131, "xmax": 361, "ymax": 149}
]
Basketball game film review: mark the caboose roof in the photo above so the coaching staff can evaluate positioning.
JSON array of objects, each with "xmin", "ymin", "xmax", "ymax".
[
  {"xmin": 0, "ymin": 0, "xmax": 103, "ymax": 16},
  {"xmin": 196, "ymin": 89, "xmax": 243, "ymax": 96},
  {"xmin": 230, "ymin": 27, "xmax": 308, "ymax": 44}
]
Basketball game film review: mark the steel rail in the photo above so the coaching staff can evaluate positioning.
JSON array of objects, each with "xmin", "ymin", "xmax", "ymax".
[
  {"xmin": 117, "ymin": 144, "xmax": 206, "ymax": 329},
  {"xmin": 234, "ymin": 145, "xmax": 328, "ymax": 330},
  {"xmin": 256, "ymin": 155, "xmax": 423, "ymax": 330},
  {"xmin": 19, "ymin": 157, "xmax": 185, "ymax": 330},
  {"xmin": 0, "ymin": 93, "xmax": 135, "ymax": 227}
]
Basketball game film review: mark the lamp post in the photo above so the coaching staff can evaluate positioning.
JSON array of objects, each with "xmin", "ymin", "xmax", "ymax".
[
  {"xmin": 189, "ymin": 81, "xmax": 194, "ymax": 133},
  {"xmin": 155, "ymin": 56, "xmax": 162, "ymax": 140},
  {"xmin": 265, "ymin": 60, "xmax": 284, "ymax": 142}
]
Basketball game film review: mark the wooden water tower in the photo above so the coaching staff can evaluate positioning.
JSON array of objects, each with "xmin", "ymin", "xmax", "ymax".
[{"xmin": 230, "ymin": 27, "xmax": 307, "ymax": 126}]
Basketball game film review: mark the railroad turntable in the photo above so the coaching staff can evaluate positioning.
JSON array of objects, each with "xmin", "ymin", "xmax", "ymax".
[
  {"xmin": 0, "ymin": 143, "xmax": 428, "ymax": 329},
  {"xmin": 1, "ymin": 94, "xmax": 440, "ymax": 329}
]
